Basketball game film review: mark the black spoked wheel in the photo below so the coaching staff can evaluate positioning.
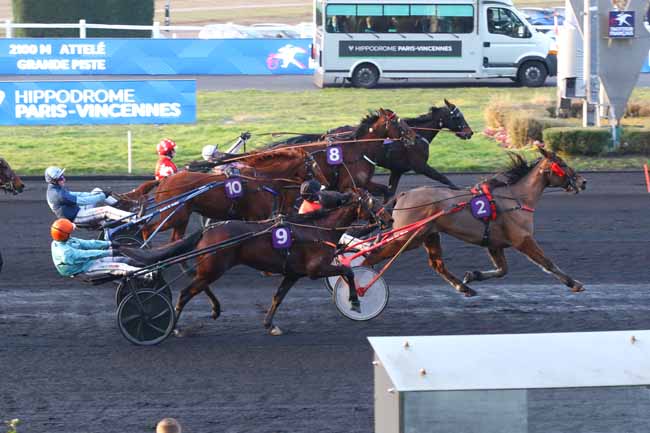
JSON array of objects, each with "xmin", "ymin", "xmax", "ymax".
[
  {"xmin": 117, "ymin": 290, "xmax": 175, "ymax": 346},
  {"xmin": 113, "ymin": 234, "xmax": 145, "ymax": 248},
  {"xmin": 115, "ymin": 275, "xmax": 172, "ymax": 307},
  {"xmin": 351, "ymin": 63, "xmax": 380, "ymax": 89}
]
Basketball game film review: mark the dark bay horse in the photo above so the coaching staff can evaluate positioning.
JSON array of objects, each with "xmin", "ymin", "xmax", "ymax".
[
  {"xmin": 125, "ymin": 191, "xmax": 388, "ymax": 335},
  {"xmin": 268, "ymin": 108, "xmax": 418, "ymax": 200},
  {"xmin": 268, "ymin": 101, "xmax": 473, "ymax": 195},
  {"xmin": 142, "ymin": 147, "xmax": 328, "ymax": 242},
  {"xmin": 0, "ymin": 158, "xmax": 25, "ymax": 195},
  {"xmin": 364, "ymin": 147, "xmax": 587, "ymax": 296}
]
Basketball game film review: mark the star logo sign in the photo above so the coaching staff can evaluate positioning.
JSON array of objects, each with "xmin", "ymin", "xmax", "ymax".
[{"xmin": 615, "ymin": 12, "xmax": 632, "ymax": 26}]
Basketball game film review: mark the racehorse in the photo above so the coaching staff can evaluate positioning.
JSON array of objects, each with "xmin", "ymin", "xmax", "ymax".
[
  {"xmin": 268, "ymin": 108, "xmax": 418, "ymax": 200},
  {"xmin": 363, "ymin": 147, "xmax": 587, "ymax": 296},
  {"xmin": 0, "ymin": 158, "xmax": 25, "ymax": 195},
  {"xmin": 142, "ymin": 147, "xmax": 329, "ymax": 242},
  {"xmin": 268, "ymin": 101, "xmax": 472, "ymax": 195},
  {"xmin": 0, "ymin": 157, "xmax": 25, "ymax": 273},
  {"xmin": 123, "ymin": 191, "xmax": 389, "ymax": 335}
]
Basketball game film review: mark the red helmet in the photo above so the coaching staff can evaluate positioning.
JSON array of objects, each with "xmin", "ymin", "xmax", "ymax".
[{"xmin": 156, "ymin": 138, "xmax": 177, "ymax": 156}]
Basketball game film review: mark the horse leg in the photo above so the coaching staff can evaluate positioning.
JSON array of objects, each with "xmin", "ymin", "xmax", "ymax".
[
  {"xmin": 311, "ymin": 263, "xmax": 360, "ymax": 311},
  {"xmin": 203, "ymin": 286, "xmax": 221, "ymax": 320},
  {"xmin": 513, "ymin": 236, "xmax": 584, "ymax": 292},
  {"xmin": 414, "ymin": 163, "xmax": 458, "ymax": 189},
  {"xmin": 388, "ymin": 171, "xmax": 402, "ymax": 196},
  {"xmin": 423, "ymin": 233, "xmax": 477, "ymax": 297},
  {"xmin": 174, "ymin": 275, "xmax": 212, "ymax": 335},
  {"xmin": 463, "ymin": 247, "xmax": 508, "ymax": 284},
  {"xmin": 263, "ymin": 275, "xmax": 299, "ymax": 336}
]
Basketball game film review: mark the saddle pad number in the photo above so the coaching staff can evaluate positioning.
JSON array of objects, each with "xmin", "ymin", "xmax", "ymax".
[
  {"xmin": 272, "ymin": 226, "xmax": 292, "ymax": 249},
  {"xmin": 326, "ymin": 146, "xmax": 343, "ymax": 165},
  {"xmin": 225, "ymin": 178, "xmax": 244, "ymax": 199},
  {"xmin": 470, "ymin": 195, "xmax": 492, "ymax": 219}
]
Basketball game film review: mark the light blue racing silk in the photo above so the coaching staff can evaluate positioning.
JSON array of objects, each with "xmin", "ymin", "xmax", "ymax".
[
  {"xmin": 46, "ymin": 184, "xmax": 106, "ymax": 220},
  {"xmin": 51, "ymin": 237, "xmax": 112, "ymax": 276}
]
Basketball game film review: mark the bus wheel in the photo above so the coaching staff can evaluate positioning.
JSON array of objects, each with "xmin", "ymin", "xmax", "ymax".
[
  {"xmin": 517, "ymin": 61, "xmax": 547, "ymax": 87},
  {"xmin": 351, "ymin": 64, "xmax": 379, "ymax": 88}
]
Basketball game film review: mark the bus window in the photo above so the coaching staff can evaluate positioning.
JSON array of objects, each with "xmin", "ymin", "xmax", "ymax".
[
  {"xmin": 384, "ymin": 4, "xmax": 412, "ymax": 32},
  {"xmin": 487, "ymin": 7, "xmax": 531, "ymax": 38},
  {"xmin": 316, "ymin": 2, "xmax": 323, "ymax": 30},
  {"xmin": 436, "ymin": 5, "xmax": 474, "ymax": 33},
  {"xmin": 357, "ymin": 4, "xmax": 386, "ymax": 32},
  {"xmin": 326, "ymin": 4, "xmax": 357, "ymax": 33}
]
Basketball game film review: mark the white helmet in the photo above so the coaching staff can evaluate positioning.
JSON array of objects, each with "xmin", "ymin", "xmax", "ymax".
[
  {"xmin": 45, "ymin": 166, "xmax": 65, "ymax": 183},
  {"xmin": 202, "ymin": 144, "xmax": 218, "ymax": 161}
]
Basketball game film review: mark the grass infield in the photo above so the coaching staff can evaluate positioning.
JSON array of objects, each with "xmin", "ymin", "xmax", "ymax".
[{"xmin": 1, "ymin": 86, "xmax": 648, "ymax": 176}]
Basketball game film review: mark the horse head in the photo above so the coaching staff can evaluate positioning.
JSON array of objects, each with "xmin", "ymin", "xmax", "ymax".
[
  {"xmin": 434, "ymin": 99, "xmax": 473, "ymax": 140},
  {"xmin": 536, "ymin": 146, "xmax": 586, "ymax": 193},
  {"xmin": 352, "ymin": 189, "xmax": 393, "ymax": 228},
  {"xmin": 0, "ymin": 158, "xmax": 25, "ymax": 194}
]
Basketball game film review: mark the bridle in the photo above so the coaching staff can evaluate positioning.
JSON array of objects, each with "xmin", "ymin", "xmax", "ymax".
[
  {"xmin": 546, "ymin": 160, "xmax": 579, "ymax": 192},
  {"xmin": 442, "ymin": 106, "xmax": 471, "ymax": 137},
  {"xmin": 382, "ymin": 110, "xmax": 416, "ymax": 147},
  {"xmin": 304, "ymin": 153, "xmax": 328, "ymax": 187},
  {"xmin": 355, "ymin": 191, "xmax": 391, "ymax": 230}
]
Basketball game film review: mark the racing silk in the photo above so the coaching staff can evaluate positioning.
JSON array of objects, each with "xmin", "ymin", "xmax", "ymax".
[
  {"xmin": 298, "ymin": 199, "xmax": 323, "ymax": 214},
  {"xmin": 155, "ymin": 156, "xmax": 178, "ymax": 180},
  {"xmin": 46, "ymin": 184, "xmax": 106, "ymax": 220},
  {"xmin": 51, "ymin": 237, "xmax": 111, "ymax": 276}
]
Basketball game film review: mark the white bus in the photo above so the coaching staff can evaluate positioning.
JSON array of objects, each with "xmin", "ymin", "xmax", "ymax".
[{"xmin": 312, "ymin": 0, "xmax": 557, "ymax": 88}]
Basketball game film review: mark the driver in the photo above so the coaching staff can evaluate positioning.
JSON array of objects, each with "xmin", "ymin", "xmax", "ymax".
[
  {"xmin": 155, "ymin": 138, "xmax": 178, "ymax": 180},
  {"xmin": 45, "ymin": 166, "xmax": 133, "ymax": 227},
  {"xmin": 298, "ymin": 179, "xmax": 352, "ymax": 214},
  {"xmin": 50, "ymin": 218, "xmax": 148, "ymax": 279},
  {"xmin": 201, "ymin": 144, "xmax": 227, "ymax": 163}
]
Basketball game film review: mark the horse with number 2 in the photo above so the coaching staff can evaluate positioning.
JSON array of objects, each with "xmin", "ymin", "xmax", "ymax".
[{"xmin": 328, "ymin": 147, "xmax": 587, "ymax": 312}]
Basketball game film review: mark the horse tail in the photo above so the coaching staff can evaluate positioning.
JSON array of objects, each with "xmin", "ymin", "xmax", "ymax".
[{"xmin": 120, "ymin": 230, "xmax": 203, "ymax": 266}]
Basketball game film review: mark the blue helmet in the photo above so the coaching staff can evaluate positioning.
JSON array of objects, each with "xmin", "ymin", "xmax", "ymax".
[{"xmin": 45, "ymin": 166, "xmax": 65, "ymax": 184}]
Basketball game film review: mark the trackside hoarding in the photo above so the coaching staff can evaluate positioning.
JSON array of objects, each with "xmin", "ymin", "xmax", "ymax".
[
  {"xmin": 0, "ymin": 80, "xmax": 196, "ymax": 125},
  {"xmin": 0, "ymin": 39, "xmax": 315, "ymax": 75}
]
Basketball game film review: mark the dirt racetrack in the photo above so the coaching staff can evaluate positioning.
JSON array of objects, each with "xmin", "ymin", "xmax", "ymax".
[{"xmin": 2, "ymin": 172, "xmax": 650, "ymax": 433}]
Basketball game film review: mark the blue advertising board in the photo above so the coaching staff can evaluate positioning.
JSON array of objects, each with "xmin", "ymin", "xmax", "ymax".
[
  {"xmin": 608, "ymin": 10, "xmax": 635, "ymax": 38},
  {"xmin": 0, "ymin": 80, "xmax": 196, "ymax": 125},
  {"xmin": 0, "ymin": 39, "xmax": 314, "ymax": 75}
]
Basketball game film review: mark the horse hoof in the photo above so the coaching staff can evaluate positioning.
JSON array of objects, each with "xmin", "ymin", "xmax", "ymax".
[
  {"xmin": 350, "ymin": 301, "xmax": 361, "ymax": 313},
  {"xmin": 269, "ymin": 326, "xmax": 283, "ymax": 336},
  {"xmin": 463, "ymin": 271, "xmax": 479, "ymax": 284},
  {"xmin": 173, "ymin": 328, "xmax": 185, "ymax": 338},
  {"xmin": 460, "ymin": 286, "xmax": 477, "ymax": 297},
  {"xmin": 570, "ymin": 282, "xmax": 585, "ymax": 293},
  {"xmin": 211, "ymin": 307, "xmax": 221, "ymax": 320}
]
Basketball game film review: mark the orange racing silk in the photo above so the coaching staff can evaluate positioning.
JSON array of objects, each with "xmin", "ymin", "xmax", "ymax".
[{"xmin": 298, "ymin": 199, "xmax": 323, "ymax": 214}]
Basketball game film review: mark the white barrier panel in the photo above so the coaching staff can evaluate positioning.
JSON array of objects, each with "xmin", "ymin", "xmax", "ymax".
[{"xmin": 369, "ymin": 330, "xmax": 650, "ymax": 433}]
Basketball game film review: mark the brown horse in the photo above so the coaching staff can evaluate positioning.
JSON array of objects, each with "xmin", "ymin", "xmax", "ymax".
[
  {"xmin": 267, "ymin": 108, "xmax": 418, "ymax": 200},
  {"xmin": 142, "ymin": 147, "xmax": 328, "ymax": 242},
  {"xmin": 0, "ymin": 158, "xmax": 25, "ymax": 195},
  {"xmin": 269, "ymin": 101, "xmax": 472, "ymax": 195},
  {"xmin": 364, "ymin": 147, "xmax": 587, "ymax": 296},
  {"xmin": 124, "ymin": 191, "xmax": 388, "ymax": 335}
]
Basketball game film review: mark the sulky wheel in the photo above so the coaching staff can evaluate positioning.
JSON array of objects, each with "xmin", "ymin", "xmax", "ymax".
[
  {"xmin": 333, "ymin": 266, "xmax": 389, "ymax": 321},
  {"xmin": 115, "ymin": 275, "xmax": 172, "ymax": 307},
  {"xmin": 324, "ymin": 250, "xmax": 366, "ymax": 294},
  {"xmin": 113, "ymin": 234, "xmax": 145, "ymax": 248},
  {"xmin": 116, "ymin": 289, "xmax": 175, "ymax": 346}
]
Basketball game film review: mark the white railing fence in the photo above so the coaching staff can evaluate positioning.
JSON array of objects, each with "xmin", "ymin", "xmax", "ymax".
[{"xmin": 3, "ymin": 20, "xmax": 204, "ymax": 38}]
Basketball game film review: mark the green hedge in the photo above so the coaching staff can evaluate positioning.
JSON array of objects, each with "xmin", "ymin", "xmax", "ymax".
[
  {"xmin": 620, "ymin": 129, "xmax": 650, "ymax": 155},
  {"xmin": 543, "ymin": 127, "xmax": 611, "ymax": 155},
  {"xmin": 12, "ymin": 0, "xmax": 154, "ymax": 37}
]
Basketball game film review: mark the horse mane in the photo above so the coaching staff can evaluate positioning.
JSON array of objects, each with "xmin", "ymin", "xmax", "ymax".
[
  {"xmin": 354, "ymin": 111, "xmax": 381, "ymax": 138},
  {"xmin": 484, "ymin": 153, "xmax": 541, "ymax": 189},
  {"xmin": 404, "ymin": 106, "xmax": 447, "ymax": 126}
]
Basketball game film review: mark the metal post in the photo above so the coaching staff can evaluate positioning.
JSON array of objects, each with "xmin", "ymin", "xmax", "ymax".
[
  {"xmin": 582, "ymin": 0, "xmax": 599, "ymax": 127},
  {"xmin": 79, "ymin": 19, "xmax": 86, "ymax": 38},
  {"xmin": 152, "ymin": 21, "xmax": 161, "ymax": 38},
  {"xmin": 164, "ymin": 0, "xmax": 171, "ymax": 29},
  {"xmin": 5, "ymin": 19, "xmax": 12, "ymax": 38},
  {"xmin": 127, "ymin": 130, "xmax": 133, "ymax": 174}
]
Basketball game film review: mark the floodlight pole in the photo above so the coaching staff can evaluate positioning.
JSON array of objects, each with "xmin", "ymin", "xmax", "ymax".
[{"xmin": 582, "ymin": 0, "xmax": 600, "ymax": 127}]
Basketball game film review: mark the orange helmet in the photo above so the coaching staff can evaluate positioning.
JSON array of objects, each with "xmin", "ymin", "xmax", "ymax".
[
  {"xmin": 51, "ymin": 218, "xmax": 75, "ymax": 241},
  {"xmin": 156, "ymin": 138, "xmax": 177, "ymax": 156}
]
